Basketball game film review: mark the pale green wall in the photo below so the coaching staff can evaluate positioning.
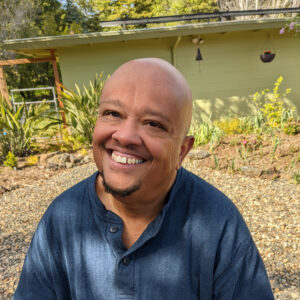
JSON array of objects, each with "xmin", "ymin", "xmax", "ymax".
[
  {"xmin": 58, "ymin": 28, "xmax": 300, "ymax": 121},
  {"xmin": 58, "ymin": 38, "xmax": 174, "ymax": 87}
]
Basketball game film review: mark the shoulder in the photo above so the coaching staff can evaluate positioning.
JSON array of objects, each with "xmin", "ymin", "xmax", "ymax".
[
  {"xmin": 176, "ymin": 168, "xmax": 238, "ymax": 216},
  {"xmin": 174, "ymin": 168, "xmax": 252, "ymax": 242},
  {"xmin": 42, "ymin": 171, "xmax": 98, "ymax": 226}
]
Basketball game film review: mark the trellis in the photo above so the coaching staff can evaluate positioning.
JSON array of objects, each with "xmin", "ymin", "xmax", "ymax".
[{"xmin": 0, "ymin": 49, "xmax": 65, "ymax": 122}]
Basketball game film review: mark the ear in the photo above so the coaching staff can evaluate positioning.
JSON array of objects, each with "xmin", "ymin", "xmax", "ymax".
[{"xmin": 176, "ymin": 135, "xmax": 194, "ymax": 170}]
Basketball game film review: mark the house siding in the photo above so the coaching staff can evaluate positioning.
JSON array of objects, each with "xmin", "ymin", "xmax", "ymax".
[{"xmin": 58, "ymin": 28, "xmax": 300, "ymax": 121}]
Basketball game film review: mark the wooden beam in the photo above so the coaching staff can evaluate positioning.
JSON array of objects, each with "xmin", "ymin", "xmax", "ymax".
[
  {"xmin": 50, "ymin": 49, "xmax": 66, "ymax": 124},
  {"xmin": 0, "ymin": 66, "xmax": 11, "ymax": 108},
  {"xmin": 0, "ymin": 57, "xmax": 53, "ymax": 66}
]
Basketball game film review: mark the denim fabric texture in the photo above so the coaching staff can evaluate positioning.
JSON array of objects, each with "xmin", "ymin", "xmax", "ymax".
[{"xmin": 13, "ymin": 168, "xmax": 274, "ymax": 300}]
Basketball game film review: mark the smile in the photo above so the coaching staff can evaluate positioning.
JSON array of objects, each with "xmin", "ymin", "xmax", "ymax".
[{"xmin": 111, "ymin": 151, "xmax": 144, "ymax": 165}]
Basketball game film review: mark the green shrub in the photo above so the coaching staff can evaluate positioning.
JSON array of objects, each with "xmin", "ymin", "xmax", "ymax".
[
  {"xmin": 4, "ymin": 151, "xmax": 17, "ymax": 169},
  {"xmin": 283, "ymin": 120, "xmax": 300, "ymax": 135},
  {"xmin": 0, "ymin": 97, "xmax": 60, "ymax": 158},
  {"xmin": 189, "ymin": 121, "xmax": 224, "ymax": 147},
  {"xmin": 251, "ymin": 76, "xmax": 292, "ymax": 129},
  {"xmin": 214, "ymin": 117, "xmax": 243, "ymax": 135},
  {"xmin": 292, "ymin": 171, "xmax": 300, "ymax": 184},
  {"xmin": 26, "ymin": 155, "xmax": 39, "ymax": 166},
  {"xmin": 61, "ymin": 73, "xmax": 107, "ymax": 146}
]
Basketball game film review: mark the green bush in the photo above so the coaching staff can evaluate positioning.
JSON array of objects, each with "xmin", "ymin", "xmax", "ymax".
[
  {"xmin": 283, "ymin": 120, "xmax": 300, "ymax": 135},
  {"xmin": 0, "ymin": 97, "xmax": 60, "ymax": 158},
  {"xmin": 4, "ymin": 151, "xmax": 17, "ymax": 169},
  {"xmin": 251, "ymin": 76, "xmax": 293, "ymax": 129},
  {"xmin": 26, "ymin": 155, "xmax": 39, "ymax": 166},
  {"xmin": 214, "ymin": 117, "xmax": 243, "ymax": 135},
  {"xmin": 61, "ymin": 73, "xmax": 107, "ymax": 146},
  {"xmin": 189, "ymin": 120, "xmax": 224, "ymax": 147}
]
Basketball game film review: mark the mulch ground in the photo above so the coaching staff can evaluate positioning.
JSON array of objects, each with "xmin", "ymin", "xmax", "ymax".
[{"xmin": 0, "ymin": 160, "xmax": 299, "ymax": 299}]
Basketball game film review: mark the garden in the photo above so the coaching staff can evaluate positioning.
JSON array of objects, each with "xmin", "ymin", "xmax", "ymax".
[
  {"xmin": 1, "ymin": 74, "xmax": 299, "ymax": 188},
  {"xmin": 0, "ymin": 74, "xmax": 299, "ymax": 299}
]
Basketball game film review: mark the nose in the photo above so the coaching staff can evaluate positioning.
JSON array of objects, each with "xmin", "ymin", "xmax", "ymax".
[{"xmin": 112, "ymin": 119, "xmax": 142, "ymax": 146}]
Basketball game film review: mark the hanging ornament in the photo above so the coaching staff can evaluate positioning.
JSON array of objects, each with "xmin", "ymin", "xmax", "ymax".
[
  {"xmin": 260, "ymin": 34, "xmax": 276, "ymax": 63},
  {"xmin": 196, "ymin": 47, "xmax": 203, "ymax": 61},
  {"xmin": 192, "ymin": 35, "xmax": 204, "ymax": 72},
  {"xmin": 260, "ymin": 51, "xmax": 275, "ymax": 63}
]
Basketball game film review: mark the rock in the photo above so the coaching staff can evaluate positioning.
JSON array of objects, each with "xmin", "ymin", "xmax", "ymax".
[
  {"xmin": 69, "ymin": 154, "xmax": 80, "ymax": 164},
  {"xmin": 82, "ymin": 155, "xmax": 90, "ymax": 163},
  {"xmin": 263, "ymin": 166, "xmax": 278, "ymax": 175},
  {"xmin": 47, "ymin": 163, "xmax": 60, "ymax": 171},
  {"xmin": 66, "ymin": 162, "xmax": 74, "ymax": 169},
  {"xmin": 240, "ymin": 166, "xmax": 263, "ymax": 177},
  {"xmin": 40, "ymin": 151, "xmax": 60, "ymax": 163},
  {"xmin": 47, "ymin": 153, "xmax": 70, "ymax": 166},
  {"xmin": 0, "ymin": 185, "xmax": 10, "ymax": 195},
  {"xmin": 188, "ymin": 150, "xmax": 211, "ymax": 160},
  {"xmin": 261, "ymin": 166, "xmax": 280, "ymax": 180}
]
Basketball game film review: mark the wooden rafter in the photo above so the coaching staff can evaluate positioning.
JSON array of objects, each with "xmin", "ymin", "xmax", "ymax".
[{"xmin": 0, "ymin": 57, "xmax": 52, "ymax": 66}]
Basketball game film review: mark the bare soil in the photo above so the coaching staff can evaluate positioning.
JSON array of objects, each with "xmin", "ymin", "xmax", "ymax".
[{"xmin": 194, "ymin": 132, "xmax": 300, "ymax": 182}]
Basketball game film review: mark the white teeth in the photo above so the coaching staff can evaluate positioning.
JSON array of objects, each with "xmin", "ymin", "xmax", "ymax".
[{"xmin": 111, "ymin": 152, "xmax": 143, "ymax": 165}]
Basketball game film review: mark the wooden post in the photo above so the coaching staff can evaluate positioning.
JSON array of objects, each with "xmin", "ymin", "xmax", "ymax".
[
  {"xmin": 0, "ymin": 66, "xmax": 11, "ymax": 108},
  {"xmin": 50, "ymin": 49, "xmax": 66, "ymax": 124}
]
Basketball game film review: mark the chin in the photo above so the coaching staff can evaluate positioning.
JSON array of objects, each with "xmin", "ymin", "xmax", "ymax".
[{"xmin": 99, "ymin": 170, "xmax": 141, "ymax": 198}]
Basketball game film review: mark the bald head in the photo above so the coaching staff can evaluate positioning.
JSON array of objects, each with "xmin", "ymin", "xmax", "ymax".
[
  {"xmin": 102, "ymin": 58, "xmax": 193, "ymax": 137},
  {"xmin": 93, "ymin": 58, "xmax": 195, "ymax": 200}
]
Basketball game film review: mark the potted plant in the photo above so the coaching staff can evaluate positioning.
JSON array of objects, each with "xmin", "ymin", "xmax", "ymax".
[{"xmin": 260, "ymin": 51, "xmax": 275, "ymax": 63}]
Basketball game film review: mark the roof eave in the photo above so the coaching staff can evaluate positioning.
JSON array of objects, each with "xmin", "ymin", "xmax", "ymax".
[{"xmin": 3, "ymin": 18, "xmax": 287, "ymax": 56}]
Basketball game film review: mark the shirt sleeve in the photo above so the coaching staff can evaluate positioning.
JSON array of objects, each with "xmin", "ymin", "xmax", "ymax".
[
  {"xmin": 213, "ymin": 239, "xmax": 274, "ymax": 300},
  {"xmin": 13, "ymin": 218, "xmax": 58, "ymax": 300}
]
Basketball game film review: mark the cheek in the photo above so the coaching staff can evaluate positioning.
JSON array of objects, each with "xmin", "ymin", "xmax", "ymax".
[
  {"xmin": 146, "ymin": 138, "xmax": 180, "ymax": 167},
  {"xmin": 93, "ymin": 121, "xmax": 113, "ymax": 143}
]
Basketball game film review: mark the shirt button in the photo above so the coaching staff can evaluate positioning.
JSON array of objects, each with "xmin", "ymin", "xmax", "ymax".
[
  {"xmin": 109, "ymin": 225, "xmax": 118, "ymax": 233},
  {"xmin": 122, "ymin": 257, "xmax": 130, "ymax": 266}
]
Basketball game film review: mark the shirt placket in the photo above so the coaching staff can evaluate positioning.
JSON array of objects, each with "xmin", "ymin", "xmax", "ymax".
[{"xmin": 106, "ymin": 223, "xmax": 135, "ymax": 300}]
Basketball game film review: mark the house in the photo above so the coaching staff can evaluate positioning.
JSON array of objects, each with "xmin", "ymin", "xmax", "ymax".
[{"xmin": 3, "ymin": 15, "xmax": 300, "ymax": 121}]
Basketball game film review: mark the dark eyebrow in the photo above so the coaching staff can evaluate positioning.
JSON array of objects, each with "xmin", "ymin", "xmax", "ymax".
[
  {"xmin": 100, "ymin": 99, "xmax": 171, "ymax": 124},
  {"xmin": 143, "ymin": 108, "xmax": 171, "ymax": 124}
]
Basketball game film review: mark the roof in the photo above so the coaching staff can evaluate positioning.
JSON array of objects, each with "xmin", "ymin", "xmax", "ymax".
[{"xmin": 3, "ymin": 18, "xmax": 287, "ymax": 58}]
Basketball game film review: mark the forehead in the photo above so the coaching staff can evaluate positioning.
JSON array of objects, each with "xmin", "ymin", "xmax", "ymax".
[{"xmin": 100, "ymin": 66, "xmax": 185, "ymax": 112}]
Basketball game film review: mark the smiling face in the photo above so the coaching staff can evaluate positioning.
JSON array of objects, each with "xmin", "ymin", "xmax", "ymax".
[{"xmin": 93, "ymin": 58, "xmax": 194, "ymax": 203}]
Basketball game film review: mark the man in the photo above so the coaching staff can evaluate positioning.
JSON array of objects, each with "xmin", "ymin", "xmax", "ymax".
[{"xmin": 13, "ymin": 58, "xmax": 274, "ymax": 299}]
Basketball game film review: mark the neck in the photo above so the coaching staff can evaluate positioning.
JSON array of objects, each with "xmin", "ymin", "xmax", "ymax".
[{"xmin": 95, "ymin": 174, "xmax": 171, "ymax": 248}]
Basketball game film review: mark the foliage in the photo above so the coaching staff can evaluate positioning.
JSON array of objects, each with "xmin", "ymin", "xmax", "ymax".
[
  {"xmin": 189, "ymin": 120, "xmax": 224, "ymax": 147},
  {"xmin": 292, "ymin": 171, "xmax": 300, "ymax": 184},
  {"xmin": 61, "ymin": 73, "xmax": 106, "ymax": 146},
  {"xmin": 4, "ymin": 151, "xmax": 17, "ymax": 169},
  {"xmin": 26, "ymin": 155, "xmax": 39, "ymax": 166},
  {"xmin": 74, "ymin": 0, "xmax": 219, "ymax": 28},
  {"xmin": 79, "ymin": 148, "xmax": 88, "ymax": 157},
  {"xmin": 56, "ymin": 129, "xmax": 87, "ymax": 152},
  {"xmin": 214, "ymin": 117, "xmax": 244, "ymax": 135},
  {"xmin": 1, "ymin": 0, "xmax": 89, "ymax": 93},
  {"xmin": 283, "ymin": 120, "xmax": 300, "ymax": 135},
  {"xmin": 251, "ymin": 76, "xmax": 293, "ymax": 129},
  {"xmin": 279, "ymin": 15, "xmax": 300, "ymax": 36},
  {"xmin": 0, "ymin": 97, "xmax": 60, "ymax": 157}
]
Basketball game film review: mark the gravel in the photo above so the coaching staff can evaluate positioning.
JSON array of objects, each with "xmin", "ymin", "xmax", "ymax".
[{"xmin": 0, "ymin": 161, "xmax": 299, "ymax": 299}]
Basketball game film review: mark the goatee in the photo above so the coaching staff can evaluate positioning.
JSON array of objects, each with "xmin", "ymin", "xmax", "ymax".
[{"xmin": 98, "ymin": 170, "xmax": 140, "ymax": 197}]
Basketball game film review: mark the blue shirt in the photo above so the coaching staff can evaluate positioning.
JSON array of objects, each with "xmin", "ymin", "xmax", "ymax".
[{"xmin": 13, "ymin": 168, "xmax": 274, "ymax": 299}]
